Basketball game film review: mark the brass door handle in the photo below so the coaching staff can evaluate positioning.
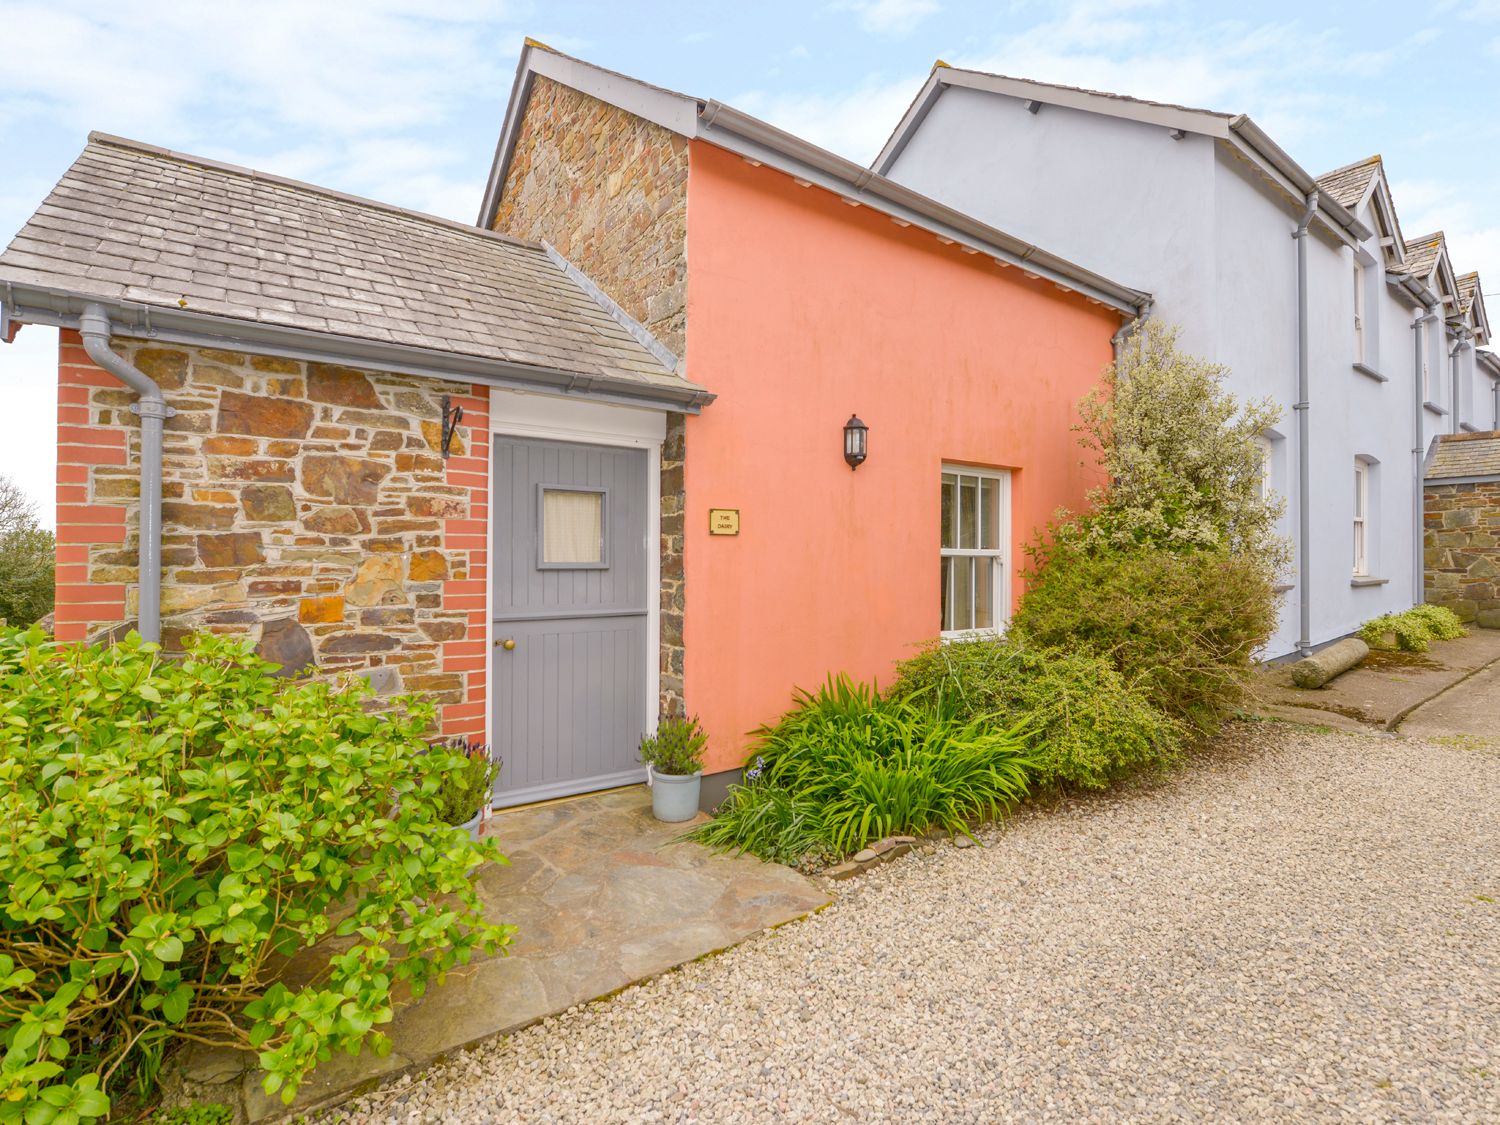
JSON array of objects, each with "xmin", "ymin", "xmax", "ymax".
[{"xmin": 496, "ymin": 638, "xmax": 516, "ymax": 650}]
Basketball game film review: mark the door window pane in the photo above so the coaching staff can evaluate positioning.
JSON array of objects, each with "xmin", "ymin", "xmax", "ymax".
[{"xmin": 542, "ymin": 488, "xmax": 603, "ymax": 565}]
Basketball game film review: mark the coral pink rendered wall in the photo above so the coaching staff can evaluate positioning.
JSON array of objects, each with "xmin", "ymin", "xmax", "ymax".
[{"xmin": 683, "ymin": 142, "xmax": 1120, "ymax": 773}]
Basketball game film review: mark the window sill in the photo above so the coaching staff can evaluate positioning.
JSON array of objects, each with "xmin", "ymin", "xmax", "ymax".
[
  {"xmin": 1272, "ymin": 582, "xmax": 1296, "ymax": 593},
  {"xmin": 940, "ymin": 627, "xmax": 1005, "ymax": 643},
  {"xmin": 1350, "ymin": 576, "xmax": 1389, "ymax": 587},
  {"xmin": 1424, "ymin": 401, "xmax": 1448, "ymax": 417},
  {"xmin": 1461, "ymin": 422, "xmax": 1480, "ymax": 433},
  {"xmin": 1352, "ymin": 362, "xmax": 1387, "ymax": 383}
]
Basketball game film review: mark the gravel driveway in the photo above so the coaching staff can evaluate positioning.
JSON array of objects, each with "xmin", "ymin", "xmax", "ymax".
[{"xmin": 331, "ymin": 725, "xmax": 1499, "ymax": 1123}]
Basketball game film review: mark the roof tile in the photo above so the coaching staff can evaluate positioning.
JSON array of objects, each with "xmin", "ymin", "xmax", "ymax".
[{"xmin": 0, "ymin": 134, "xmax": 694, "ymax": 394}]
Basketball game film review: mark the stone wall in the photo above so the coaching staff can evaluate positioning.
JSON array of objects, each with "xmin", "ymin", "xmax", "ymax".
[
  {"xmin": 1424, "ymin": 479, "xmax": 1500, "ymax": 628},
  {"xmin": 492, "ymin": 73, "xmax": 690, "ymax": 716},
  {"xmin": 55, "ymin": 330, "xmax": 491, "ymax": 737}
]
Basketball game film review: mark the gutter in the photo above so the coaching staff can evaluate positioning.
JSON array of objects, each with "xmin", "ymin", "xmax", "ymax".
[
  {"xmin": 1291, "ymin": 192, "xmax": 1318, "ymax": 656},
  {"xmin": 3, "ymin": 284, "xmax": 713, "ymax": 414},
  {"xmin": 77, "ymin": 303, "xmax": 173, "ymax": 644}
]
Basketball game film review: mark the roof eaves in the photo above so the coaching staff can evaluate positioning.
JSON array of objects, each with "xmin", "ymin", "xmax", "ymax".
[
  {"xmin": 1, "ymin": 279, "xmax": 713, "ymax": 412},
  {"xmin": 697, "ymin": 99, "xmax": 1151, "ymax": 316}
]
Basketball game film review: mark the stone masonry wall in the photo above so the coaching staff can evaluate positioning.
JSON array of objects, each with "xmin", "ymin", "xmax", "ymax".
[
  {"xmin": 1424, "ymin": 479, "xmax": 1500, "ymax": 628},
  {"xmin": 492, "ymin": 73, "xmax": 690, "ymax": 715},
  {"xmin": 54, "ymin": 330, "xmax": 491, "ymax": 738}
]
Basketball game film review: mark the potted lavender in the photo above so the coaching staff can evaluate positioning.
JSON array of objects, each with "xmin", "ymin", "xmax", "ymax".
[
  {"xmin": 434, "ymin": 738, "xmax": 500, "ymax": 840},
  {"xmin": 640, "ymin": 715, "xmax": 707, "ymax": 822}
]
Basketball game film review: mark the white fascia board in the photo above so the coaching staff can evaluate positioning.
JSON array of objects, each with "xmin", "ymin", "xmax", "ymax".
[
  {"xmin": 477, "ymin": 44, "xmax": 702, "ymax": 228},
  {"xmin": 872, "ymin": 71, "xmax": 947, "ymax": 175},
  {"xmin": 936, "ymin": 68, "xmax": 1231, "ymax": 136},
  {"xmin": 877, "ymin": 68, "xmax": 1370, "ymax": 246}
]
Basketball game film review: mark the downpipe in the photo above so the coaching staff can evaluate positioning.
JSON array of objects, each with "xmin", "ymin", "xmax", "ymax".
[
  {"xmin": 1291, "ymin": 192, "xmax": 1317, "ymax": 657},
  {"xmin": 78, "ymin": 303, "xmax": 173, "ymax": 643},
  {"xmin": 1449, "ymin": 327, "xmax": 1472, "ymax": 435},
  {"xmin": 1412, "ymin": 293, "xmax": 1440, "ymax": 606}
]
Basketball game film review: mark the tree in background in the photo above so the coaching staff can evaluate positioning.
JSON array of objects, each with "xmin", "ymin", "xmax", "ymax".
[{"xmin": 0, "ymin": 476, "xmax": 55, "ymax": 627}]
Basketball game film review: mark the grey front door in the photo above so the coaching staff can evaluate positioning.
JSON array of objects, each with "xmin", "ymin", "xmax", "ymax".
[{"xmin": 490, "ymin": 436, "xmax": 650, "ymax": 807}]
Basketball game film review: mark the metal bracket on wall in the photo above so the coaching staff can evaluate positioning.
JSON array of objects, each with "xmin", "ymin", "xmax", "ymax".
[{"xmin": 440, "ymin": 394, "xmax": 464, "ymax": 459}]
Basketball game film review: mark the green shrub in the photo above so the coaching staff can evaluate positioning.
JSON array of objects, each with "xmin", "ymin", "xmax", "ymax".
[
  {"xmin": 686, "ymin": 785, "xmax": 833, "ymax": 869},
  {"xmin": 1358, "ymin": 605, "xmax": 1467, "ymax": 652},
  {"xmin": 689, "ymin": 676, "xmax": 1033, "ymax": 861},
  {"xmin": 0, "ymin": 627, "xmax": 515, "ymax": 1121},
  {"xmin": 893, "ymin": 637, "xmax": 1183, "ymax": 790},
  {"xmin": 1012, "ymin": 543, "xmax": 1278, "ymax": 736},
  {"xmin": 639, "ymin": 715, "xmax": 707, "ymax": 776},
  {"xmin": 145, "ymin": 1104, "xmax": 232, "ymax": 1125},
  {"xmin": 433, "ymin": 738, "xmax": 499, "ymax": 826}
]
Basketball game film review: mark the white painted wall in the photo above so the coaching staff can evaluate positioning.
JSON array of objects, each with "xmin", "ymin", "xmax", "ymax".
[{"xmin": 884, "ymin": 86, "xmax": 1434, "ymax": 656}]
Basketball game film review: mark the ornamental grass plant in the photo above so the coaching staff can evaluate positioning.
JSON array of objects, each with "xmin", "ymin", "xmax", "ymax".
[
  {"xmin": 686, "ymin": 676, "xmax": 1033, "ymax": 863},
  {"xmin": 0, "ymin": 627, "xmax": 514, "ymax": 1122}
]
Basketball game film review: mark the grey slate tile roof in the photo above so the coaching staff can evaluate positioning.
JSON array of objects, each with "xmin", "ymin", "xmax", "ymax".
[
  {"xmin": 1403, "ymin": 232, "xmax": 1445, "ymax": 282},
  {"xmin": 1427, "ymin": 431, "xmax": 1500, "ymax": 480},
  {"xmin": 1315, "ymin": 155, "xmax": 1380, "ymax": 210},
  {"xmin": 1458, "ymin": 271, "xmax": 1480, "ymax": 315},
  {"xmin": 0, "ymin": 134, "xmax": 694, "ymax": 393}
]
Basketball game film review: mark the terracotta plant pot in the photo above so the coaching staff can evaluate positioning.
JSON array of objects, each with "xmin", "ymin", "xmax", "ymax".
[{"xmin": 649, "ymin": 767, "xmax": 703, "ymax": 822}]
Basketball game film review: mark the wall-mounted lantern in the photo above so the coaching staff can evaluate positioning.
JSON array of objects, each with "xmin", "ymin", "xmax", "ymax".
[{"xmin": 843, "ymin": 414, "xmax": 868, "ymax": 470}]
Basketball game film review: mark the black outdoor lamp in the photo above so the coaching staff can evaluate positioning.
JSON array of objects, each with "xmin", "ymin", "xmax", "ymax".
[{"xmin": 843, "ymin": 414, "xmax": 868, "ymax": 470}]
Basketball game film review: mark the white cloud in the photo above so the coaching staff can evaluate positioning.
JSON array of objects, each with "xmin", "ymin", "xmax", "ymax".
[
  {"xmin": 0, "ymin": 325, "xmax": 59, "ymax": 525},
  {"xmin": 832, "ymin": 0, "xmax": 942, "ymax": 36},
  {"xmin": 732, "ymin": 72, "xmax": 930, "ymax": 164},
  {"xmin": 1389, "ymin": 176, "xmax": 1500, "ymax": 297}
]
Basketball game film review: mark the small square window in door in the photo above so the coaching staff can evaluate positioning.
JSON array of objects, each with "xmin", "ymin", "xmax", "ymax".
[{"xmin": 539, "ymin": 486, "xmax": 608, "ymax": 568}]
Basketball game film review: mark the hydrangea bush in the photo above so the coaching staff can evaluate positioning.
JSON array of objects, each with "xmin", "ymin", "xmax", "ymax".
[{"xmin": 0, "ymin": 627, "xmax": 514, "ymax": 1121}]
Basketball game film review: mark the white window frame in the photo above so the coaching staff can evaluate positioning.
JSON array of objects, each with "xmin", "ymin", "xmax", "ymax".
[
  {"xmin": 940, "ymin": 465, "xmax": 1012, "ymax": 638},
  {"xmin": 1353, "ymin": 460, "xmax": 1369, "ymax": 577}
]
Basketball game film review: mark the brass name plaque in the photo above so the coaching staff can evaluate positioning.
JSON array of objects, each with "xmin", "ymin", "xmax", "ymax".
[{"xmin": 708, "ymin": 508, "xmax": 740, "ymax": 536}]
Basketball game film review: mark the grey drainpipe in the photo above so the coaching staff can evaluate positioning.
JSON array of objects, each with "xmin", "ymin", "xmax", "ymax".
[
  {"xmin": 78, "ymin": 303, "xmax": 172, "ymax": 643},
  {"xmin": 1291, "ymin": 192, "xmax": 1318, "ymax": 656},
  {"xmin": 1109, "ymin": 305, "xmax": 1151, "ymax": 361},
  {"xmin": 1448, "ymin": 327, "xmax": 1472, "ymax": 435},
  {"xmin": 1412, "ymin": 292, "xmax": 1440, "ymax": 605}
]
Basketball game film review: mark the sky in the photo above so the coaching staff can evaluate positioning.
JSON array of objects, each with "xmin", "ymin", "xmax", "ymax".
[{"xmin": 2, "ymin": 0, "xmax": 1499, "ymax": 525}]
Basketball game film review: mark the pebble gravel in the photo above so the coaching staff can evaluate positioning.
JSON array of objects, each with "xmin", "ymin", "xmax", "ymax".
[{"xmin": 329, "ymin": 725, "xmax": 1499, "ymax": 1123}]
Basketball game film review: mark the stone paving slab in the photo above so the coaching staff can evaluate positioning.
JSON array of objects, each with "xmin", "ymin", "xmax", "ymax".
[
  {"xmin": 175, "ymin": 786, "xmax": 828, "ymax": 1122},
  {"xmin": 1250, "ymin": 627, "xmax": 1500, "ymax": 731},
  {"xmin": 1399, "ymin": 660, "xmax": 1500, "ymax": 745}
]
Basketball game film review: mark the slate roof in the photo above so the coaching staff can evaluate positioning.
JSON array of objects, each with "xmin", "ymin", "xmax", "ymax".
[
  {"xmin": 1403, "ymin": 232, "xmax": 1446, "ymax": 282},
  {"xmin": 1458, "ymin": 271, "xmax": 1481, "ymax": 315},
  {"xmin": 1315, "ymin": 155, "xmax": 1381, "ymax": 210},
  {"xmin": 0, "ymin": 134, "xmax": 695, "ymax": 394},
  {"xmin": 1426, "ymin": 431, "xmax": 1500, "ymax": 480}
]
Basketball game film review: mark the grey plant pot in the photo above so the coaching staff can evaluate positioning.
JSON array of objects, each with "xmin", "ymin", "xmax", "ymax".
[
  {"xmin": 650, "ymin": 768, "xmax": 703, "ymax": 822},
  {"xmin": 457, "ymin": 807, "xmax": 487, "ymax": 841}
]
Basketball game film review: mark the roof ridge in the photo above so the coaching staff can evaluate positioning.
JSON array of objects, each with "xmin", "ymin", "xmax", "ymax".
[
  {"xmin": 1406, "ymin": 231, "xmax": 1444, "ymax": 245},
  {"xmin": 930, "ymin": 64, "xmax": 1232, "ymax": 121},
  {"xmin": 84, "ymin": 131, "xmax": 543, "ymax": 253}
]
